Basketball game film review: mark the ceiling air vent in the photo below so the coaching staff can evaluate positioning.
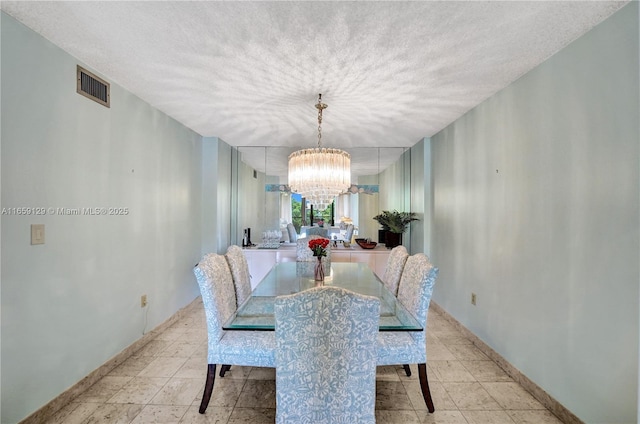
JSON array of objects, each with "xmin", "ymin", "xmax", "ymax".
[{"xmin": 76, "ymin": 66, "xmax": 110, "ymax": 108}]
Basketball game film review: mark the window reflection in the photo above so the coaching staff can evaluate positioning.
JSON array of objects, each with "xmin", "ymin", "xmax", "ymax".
[{"xmin": 232, "ymin": 146, "xmax": 409, "ymax": 246}]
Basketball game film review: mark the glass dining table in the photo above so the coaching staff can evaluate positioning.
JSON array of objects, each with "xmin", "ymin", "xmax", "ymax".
[{"xmin": 223, "ymin": 261, "xmax": 422, "ymax": 332}]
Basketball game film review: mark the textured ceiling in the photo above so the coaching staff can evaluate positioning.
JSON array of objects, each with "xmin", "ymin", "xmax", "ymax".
[{"xmin": 1, "ymin": 1, "xmax": 627, "ymax": 154}]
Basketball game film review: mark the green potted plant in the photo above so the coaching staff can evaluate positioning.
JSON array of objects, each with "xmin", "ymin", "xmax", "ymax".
[{"xmin": 373, "ymin": 210, "xmax": 419, "ymax": 248}]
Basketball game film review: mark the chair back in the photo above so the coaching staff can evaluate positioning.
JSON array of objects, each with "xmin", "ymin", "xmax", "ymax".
[
  {"xmin": 286, "ymin": 223, "xmax": 297, "ymax": 243},
  {"xmin": 397, "ymin": 253, "xmax": 438, "ymax": 344},
  {"xmin": 193, "ymin": 254, "xmax": 237, "ymax": 344},
  {"xmin": 296, "ymin": 235, "xmax": 331, "ymax": 262},
  {"xmin": 275, "ymin": 286, "xmax": 379, "ymax": 424},
  {"xmin": 225, "ymin": 245, "xmax": 252, "ymax": 306},
  {"xmin": 382, "ymin": 245, "xmax": 409, "ymax": 295},
  {"xmin": 306, "ymin": 226, "xmax": 328, "ymax": 238}
]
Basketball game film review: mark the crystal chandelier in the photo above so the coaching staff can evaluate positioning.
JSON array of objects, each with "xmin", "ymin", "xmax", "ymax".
[{"xmin": 288, "ymin": 94, "xmax": 351, "ymax": 210}]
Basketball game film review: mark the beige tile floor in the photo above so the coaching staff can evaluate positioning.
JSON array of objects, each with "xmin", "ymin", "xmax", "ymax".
[{"xmin": 45, "ymin": 299, "xmax": 565, "ymax": 424}]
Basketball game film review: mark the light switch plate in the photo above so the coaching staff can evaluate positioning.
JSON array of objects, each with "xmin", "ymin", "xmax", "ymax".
[{"xmin": 31, "ymin": 224, "xmax": 45, "ymax": 245}]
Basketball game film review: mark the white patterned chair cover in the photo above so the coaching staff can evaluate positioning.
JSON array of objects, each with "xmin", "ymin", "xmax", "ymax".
[
  {"xmin": 296, "ymin": 235, "xmax": 331, "ymax": 262},
  {"xmin": 377, "ymin": 253, "xmax": 438, "ymax": 412},
  {"xmin": 193, "ymin": 253, "xmax": 275, "ymax": 414},
  {"xmin": 306, "ymin": 226, "xmax": 328, "ymax": 238},
  {"xmin": 225, "ymin": 245, "xmax": 252, "ymax": 307},
  {"xmin": 275, "ymin": 286, "xmax": 380, "ymax": 424},
  {"xmin": 382, "ymin": 245, "xmax": 409, "ymax": 295},
  {"xmin": 286, "ymin": 223, "xmax": 297, "ymax": 243}
]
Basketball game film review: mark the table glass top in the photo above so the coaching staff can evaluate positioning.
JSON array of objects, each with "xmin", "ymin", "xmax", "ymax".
[{"xmin": 223, "ymin": 262, "xmax": 422, "ymax": 331}]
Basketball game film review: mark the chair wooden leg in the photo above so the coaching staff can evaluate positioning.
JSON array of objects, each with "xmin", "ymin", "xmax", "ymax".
[
  {"xmin": 418, "ymin": 363, "xmax": 435, "ymax": 413},
  {"xmin": 199, "ymin": 364, "xmax": 216, "ymax": 414},
  {"xmin": 403, "ymin": 364, "xmax": 412, "ymax": 377},
  {"xmin": 219, "ymin": 364, "xmax": 231, "ymax": 377}
]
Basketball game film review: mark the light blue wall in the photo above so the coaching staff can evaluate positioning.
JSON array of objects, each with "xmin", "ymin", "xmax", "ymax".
[
  {"xmin": 379, "ymin": 149, "xmax": 413, "ymax": 249},
  {"xmin": 201, "ymin": 138, "xmax": 234, "ymax": 255},
  {"xmin": 430, "ymin": 4, "xmax": 639, "ymax": 423},
  {"xmin": 379, "ymin": 151, "xmax": 410, "ymax": 213},
  {"xmin": 410, "ymin": 138, "xmax": 433, "ymax": 257},
  {"xmin": 236, "ymin": 157, "xmax": 267, "ymax": 243},
  {"xmin": 1, "ymin": 13, "xmax": 203, "ymax": 423},
  {"xmin": 358, "ymin": 152, "xmax": 411, "ymax": 242},
  {"xmin": 217, "ymin": 140, "xmax": 233, "ymax": 253},
  {"xmin": 201, "ymin": 137, "xmax": 219, "ymax": 255},
  {"xmin": 356, "ymin": 174, "xmax": 380, "ymax": 239},
  {"xmin": 201, "ymin": 136, "xmax": 234, "ymax": 255}
]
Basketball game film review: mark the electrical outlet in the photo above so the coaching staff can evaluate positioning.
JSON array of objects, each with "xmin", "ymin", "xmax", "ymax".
[
  {"xmin": 471, "ymin": 293, "xmax": 477, "ymax": 306},
  {"xmin": 141, "ymin": 295, "xmax": 147, "ymax": 308},
  {"xmin": 31, "ymin": 224, "xmax": 45, "ymax": 245}
]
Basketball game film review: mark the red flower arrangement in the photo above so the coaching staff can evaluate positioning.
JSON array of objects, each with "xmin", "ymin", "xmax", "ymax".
[{"xmin": 308, "ymin": 238, "xmax": 330, "ymax": 257}]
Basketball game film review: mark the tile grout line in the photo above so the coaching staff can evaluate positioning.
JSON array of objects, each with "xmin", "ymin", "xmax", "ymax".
[
  {"xmin": 19, "ymin": 296, "xmax": 202, "ymax": 424},
  {"xmin": 28, "ymin": 296, "xmax": 569, "ymax": 424},
  {"xmin": 429, "ymin": 302, "xmax": 583, "ymax": 424}
]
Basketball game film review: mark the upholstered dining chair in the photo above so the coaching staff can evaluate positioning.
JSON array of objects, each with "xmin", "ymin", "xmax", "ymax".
[
  {"xmin": 286, "ymin": 223, "xmax": 297, "ymax": 243},
  {"xmin": 376, "ymin": 253, "xmax": 438, "ymax": 413},
  {"xmin": 306, "ymin": 226, "xmax": 329, "ymax": 238},
  {"xmin": 275, "ymin": 286, "xmax": 380, "ymax": 424},
  {"xmin": 296, "ymin": 235, "xmax": 332, "ymax": 262},
  {"xmin": 193, "ymin": 253, "xmax": 275, "ymax": 414},
  {"xmin": 220, "ymin": 245, "xmax": 254, "ymax": 378},
  {"xmin": 381, "ymin": 245, "xmax": 409, "ymax": 295},
  {"xmin": 225, "ymin": 245, "xmax": 252, "ymax": 307}
]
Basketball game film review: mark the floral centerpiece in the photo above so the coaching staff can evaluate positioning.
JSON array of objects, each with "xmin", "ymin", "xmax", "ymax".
[
  {"xmin": 308, "ymin": 237, "xmax": 330, "ymax": 281},
  {"xmin": 308, "ymin": 237, "xmax": 330, "ymax": 257}
]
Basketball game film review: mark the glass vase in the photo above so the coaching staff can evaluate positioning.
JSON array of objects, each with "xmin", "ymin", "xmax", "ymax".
[{"xmin": 314, "ymin": 256, "xmax": 325, "ymax": 282}]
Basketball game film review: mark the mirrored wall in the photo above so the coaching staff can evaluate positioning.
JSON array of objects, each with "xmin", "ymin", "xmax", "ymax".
[{"xmin": 230, "ymin": 146, "xmax": 411, "ymax": 246}]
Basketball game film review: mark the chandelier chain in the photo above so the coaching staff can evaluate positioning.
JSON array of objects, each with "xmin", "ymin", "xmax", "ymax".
[{"xmin": 316, "ymin": 93, "xmax": 327, "ymax": 148}]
